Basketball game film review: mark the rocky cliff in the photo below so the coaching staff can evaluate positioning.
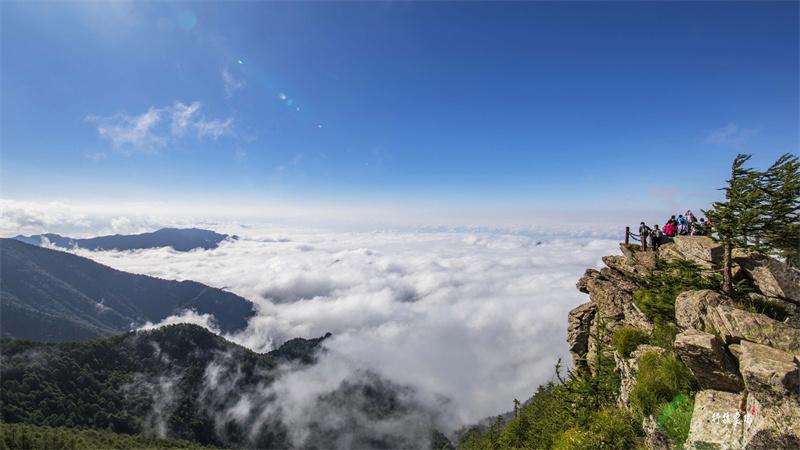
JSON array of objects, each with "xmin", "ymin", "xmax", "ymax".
[{"xmin": 569, "ymin": 236, "xmax": 800, "ymax": 449}]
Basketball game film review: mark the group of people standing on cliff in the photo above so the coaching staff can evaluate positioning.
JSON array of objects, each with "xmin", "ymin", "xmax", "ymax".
[{"xmin": 637, "ymin": 210, "xmax": 713, "ymax": 251}]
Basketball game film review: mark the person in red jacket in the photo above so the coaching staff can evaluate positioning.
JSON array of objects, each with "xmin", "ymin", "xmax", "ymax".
[{"xmin": 663, "ymin": 219, "xmax": 677, "ymax": 237}]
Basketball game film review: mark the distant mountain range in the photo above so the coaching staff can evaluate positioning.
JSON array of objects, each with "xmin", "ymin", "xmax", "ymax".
[
  {"xmin": 0, "ymin": 238, "xmax": 255, "ymax": 342},
  {"xmin": 13, "ymin": 227, "xmax": 233, "ymax": 252}
]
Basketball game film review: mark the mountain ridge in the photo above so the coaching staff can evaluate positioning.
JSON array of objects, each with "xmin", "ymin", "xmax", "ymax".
[
  {"xmin": 0, "ymin": 238, "xmax": 255, "ymax": 341},
  {"xmin": 13, "ymin": 227, "xmax": 233, "ymax": 252}
]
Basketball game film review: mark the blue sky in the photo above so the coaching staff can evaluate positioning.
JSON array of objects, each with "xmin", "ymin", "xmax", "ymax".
[{"xmin": 1, "ymin": 1, "xmax": 798, "ymax": 221}]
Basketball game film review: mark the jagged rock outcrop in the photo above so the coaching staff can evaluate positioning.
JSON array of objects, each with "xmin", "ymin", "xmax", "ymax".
[
  {"xmin": 707, "ymin": 305, "xmax": 800, "ymax": 356},
  {"xmin": 572, "ymin": 236, "xmax": 800, "ymax": 449},
  {"xmin": 577, "ymin": 268, "xmax": 640, "ymax": 329},
  {"xmin": 734, "ymin": 252, "xmax": 800, "ymax": 304},
  {"xmin": 676, "ymin": 290, "xmax": 800, "ymax": 356},
  {"xmin": 674, "ymin": 329, "xmax": 743, "ymax": 392},
  {"xmin": 685, "ymin": 389, "xmax": 746, "ymax": 450},
  {"xmin": 575, "ymin": 263, "xmax": 653, "ymax": 371},
  {"xmin": 567, "ymin": 302, "xmax": 596, "ymax": 369},
  {"xmin": 609, "ymin": 245, "xmax": 658, "ymax": 279}
]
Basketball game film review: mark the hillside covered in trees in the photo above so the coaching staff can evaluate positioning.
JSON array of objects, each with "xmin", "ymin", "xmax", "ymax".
[
  {"xmin": 0, "ymin": 324, "xmax": 329, "ymax": 448},
  {"xmin": 0, "ymin": 238, "xmax": 254, "ymax": 341},
  {"xmin": 0, "ymin": 324, "xmax": 448, "ymax": 449}
]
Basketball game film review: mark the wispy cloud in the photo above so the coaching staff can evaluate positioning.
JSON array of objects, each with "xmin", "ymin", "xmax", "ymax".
[
  {"xmin": 222, "ymin": 67, "xmax": 246, "ymax": 98},
  {"xmin": 170, "ymin": 101, "xmax": 202, "ymax": 136},
  {"xmin": 87, "ymin": 101, "xmax": 235, "ymax": 153},
  {"xmin": 87, "ymin": 107, "xmax": 166, "ymax": 150},
  {"xmin": 196, "ymin": 118, "xmax": 234, "ymax": 140},
  {"xmin": 704, "ymin": 123, "xmax": 758, "ymax": 147}
]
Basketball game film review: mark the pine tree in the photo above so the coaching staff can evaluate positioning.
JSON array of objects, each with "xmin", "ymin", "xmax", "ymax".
[
  {"xmin": 760, "ymin": 153, "xmax": 800, "ymax": 266},
  {"xmin": 704, "ymin": 154, "xmax": 766, "ymax": 295}
]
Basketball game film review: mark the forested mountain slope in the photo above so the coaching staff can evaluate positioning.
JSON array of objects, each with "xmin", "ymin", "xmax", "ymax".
[
  {"xmin": 0, "ymin": 324, "xmax": 328, "ymax": 448},
  {"xmin": 0, "ymin": 239, "xmax": 254, "ymax": 341}
]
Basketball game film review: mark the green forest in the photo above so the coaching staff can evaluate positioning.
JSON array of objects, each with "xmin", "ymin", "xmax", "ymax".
[
  {"xmin": 0, "ymin": 324, "xmax": 326, "ymax": 448},
  {"xmin": 0, "ymin": 422, "xmax": 211, "ymax": 450}
]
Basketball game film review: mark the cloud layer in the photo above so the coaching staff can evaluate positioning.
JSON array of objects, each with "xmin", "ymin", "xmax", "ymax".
[{"xmin": 72, "ymin": 227, "xmax": 617, "ymax": 433}]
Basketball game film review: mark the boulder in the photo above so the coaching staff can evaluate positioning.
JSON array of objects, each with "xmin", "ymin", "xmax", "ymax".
[
  {"xmin": 685, "ymin": 389, "xmax": 745, "ymax": 450},
  {"xmin": 742, "ymin": 394, "xmax": 800, "ymax": 449},
  {"xmin": 706, "ymin": 305, "xmax": 800, "ymax": 356},
  {"xmin": 734, "ymin": 252, "xmax": 800, "ymax": 305},
  {"xmin": 674, "ymin": 329, "xmax": 743, "ymax": 392},
  {"xmin": 616, "ymin": 345, "xmax": 666, "ymax": 409},
  {"xmin": 738, "ymin": 341, "xmax": 800, "ymax": 400},
  {"xmin": 567, "ymin": 302, "xmax": 596, "ymax": 370},
  {"xmin": 659, "ymin": 236, "xmax": 723, "ymax": 269},
  {"xmin": 675, "ymin": 289, "xmax": 727, "ymax": 331}
]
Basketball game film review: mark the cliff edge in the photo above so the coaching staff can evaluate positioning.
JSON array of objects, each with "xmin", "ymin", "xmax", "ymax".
[{"xmin": 570, "ymin": 236, "xmax": 800, "ymax": 449}]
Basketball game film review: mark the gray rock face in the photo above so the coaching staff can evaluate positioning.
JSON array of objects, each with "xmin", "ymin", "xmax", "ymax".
[
  {"xmin": 659, "ymin": 236, "xmax": 724, "ymax": 269},
  {"xmin": 567, "ymin": 302, "xmax": 596, "ymax": 370},
  {"xmin": 606, "ymin": 244, "xmax": 658, "ymax": 279},
  {"xmin": 675, "ymin": 289, "xmax": 727, "ymax": 331},
  {"xmin": 677, "ymin": 291, "xmax": 800, "ymax": 355},
  {"xmin": 738, "ymin": 341, "xmax": 800, "ymax": 400},
  {"xmin": 706, "ymin": 305, "xmax": 800, "ymax": 356},
  {"xmin": 743, "ymin": 394, "xmax": 800, "ymax": 450},
  {"xmin": 685, "ymin": 389, "xmax": 746, "ymax": 450},
  {"xmin": 577, "ymin": 268, "xmax": 652, "ymax": 333},
  {"xmin": 674, "ymin": 329, "xmax": 743, "ymax": 392},
  {"xmin": 734, "ymin": 252, "xmax": 800, "ymax": 305},
  {"xmin": 575, "ymin": 268, "xmax": 599, "ymax": 294}
]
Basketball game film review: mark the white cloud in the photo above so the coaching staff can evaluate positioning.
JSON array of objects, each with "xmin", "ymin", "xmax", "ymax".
[
  {"xmin": 72, "ymin": 228, "xmax": 617, "ymax": 435},
  {"xmin": 0, "ymin": 199, "xmax": 91, "ymax": 235},
  {"xmin": 139, "ymin": 309, "xmax": 222, "ymax": 334},
  {"xmin": 87, "ymin": 107, "xmax": 165, "ymax": 151},
  {"xmin": 222, "ymin": 67, "xmax": 246, "ymax": 98},
  {"xmin": 87, "ymin": 101, "xmax": 235, "ymax": 153},
  {"xmin": 195, "ymin": 117, "xmax": 234, "ymax": 139},
  {"xmin": 704, "ymin": 123, "xmax": 758, "ymax": 147},
  {"xmin": 170, "ymin": 101, "xmax": 202, "ymax": 136}
]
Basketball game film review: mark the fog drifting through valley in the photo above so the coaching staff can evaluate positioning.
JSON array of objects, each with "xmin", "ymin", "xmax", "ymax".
[{"xmin": 71, "ymin": 227, "xmax": 618, "ymax": 435}]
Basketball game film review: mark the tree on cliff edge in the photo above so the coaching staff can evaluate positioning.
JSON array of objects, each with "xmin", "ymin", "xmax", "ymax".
[
  {"xmin": 704, "ymin": 154, "xmax": 765, "ymax": 295},
  {"xmin": 760, "ymin": 153, "xmax": 800, "ymax": 267},
  {"xmin": 705, "ymin": 152, "xmax": 800, "ymax": 294}
]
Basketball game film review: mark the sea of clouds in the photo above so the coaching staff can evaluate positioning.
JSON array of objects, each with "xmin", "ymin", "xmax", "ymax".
[{"xmin": 69, "ymin": 226, "xmax": 619, "ymax": 434}]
